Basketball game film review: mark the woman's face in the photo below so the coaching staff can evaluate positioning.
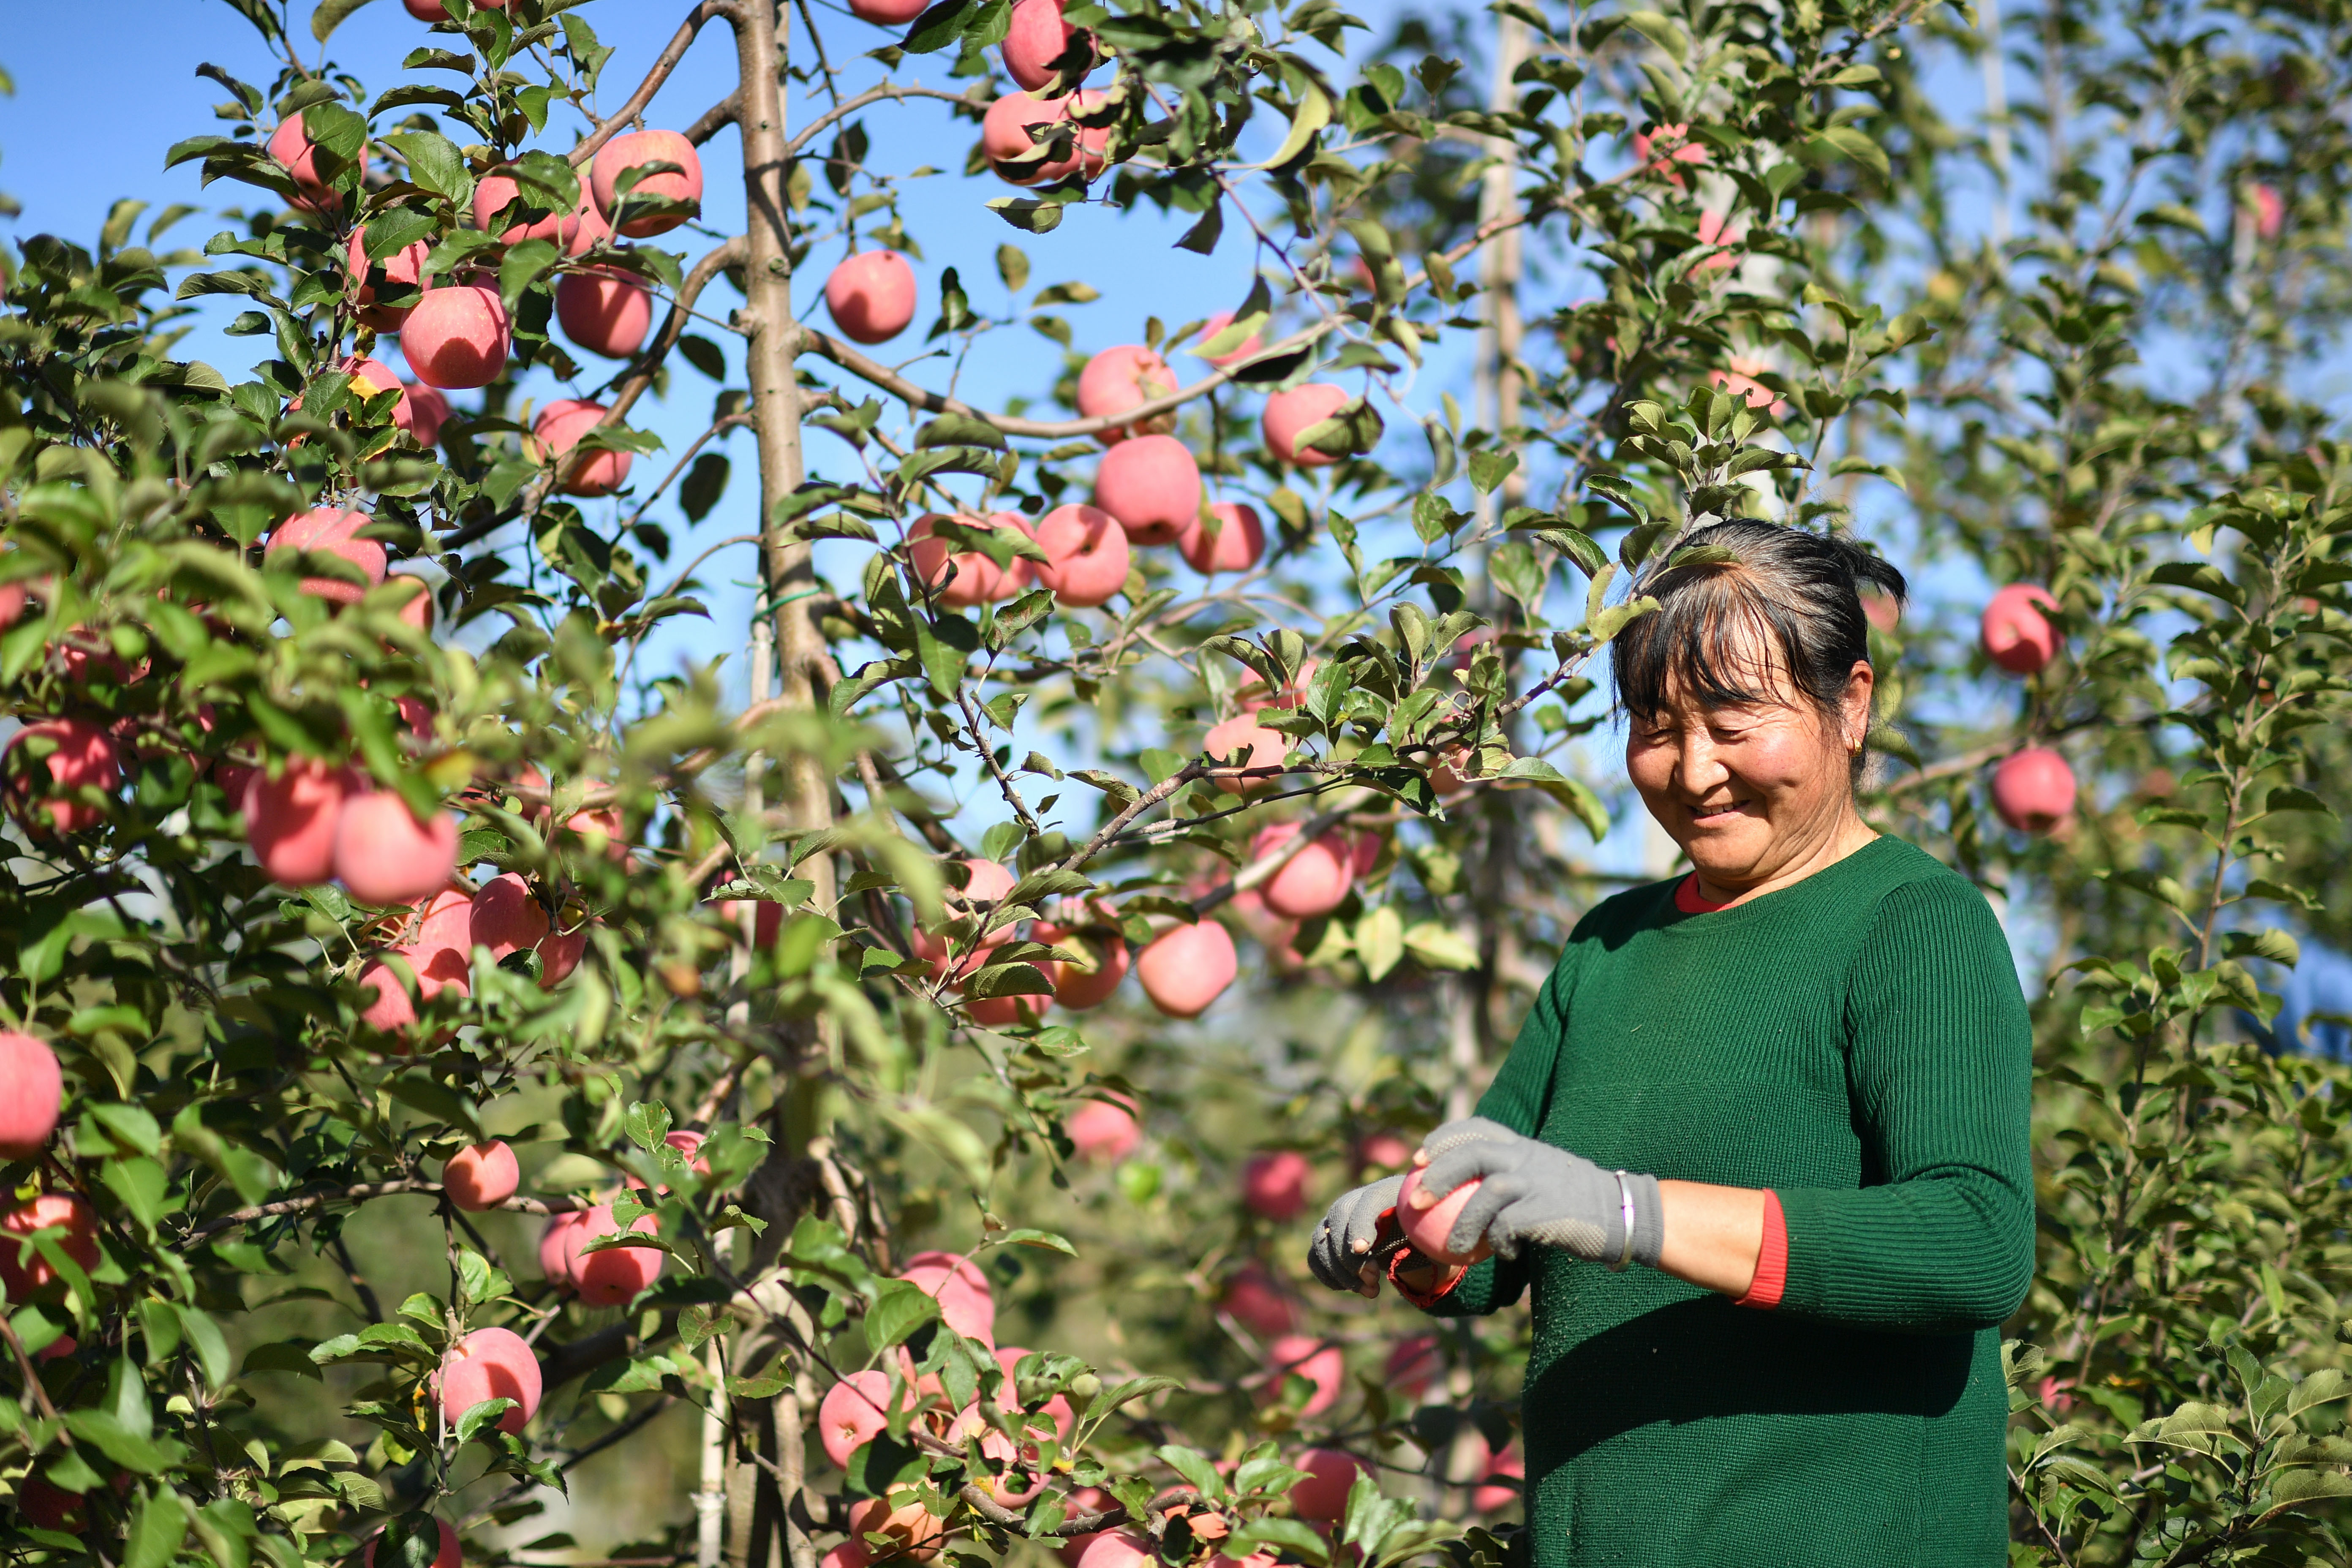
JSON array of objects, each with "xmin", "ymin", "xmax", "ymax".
[{"xmin": 1625, "ymin": 656, "xmax": 1874, "ymax": 893}]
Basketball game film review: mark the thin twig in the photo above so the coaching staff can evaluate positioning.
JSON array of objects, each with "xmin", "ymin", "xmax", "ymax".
[{"xmin": 568, "ymin": 2, "xmax": 741, "ymax": 169}]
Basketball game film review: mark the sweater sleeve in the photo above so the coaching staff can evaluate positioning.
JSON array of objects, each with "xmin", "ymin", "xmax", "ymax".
[
  {"xmin": 1416, "ymin": 945, "xmax": 1579, "ymax": 1320},
  {"xmin": 1774, "ymin": 875, "xmax": 2036, "ymax": 1332}
]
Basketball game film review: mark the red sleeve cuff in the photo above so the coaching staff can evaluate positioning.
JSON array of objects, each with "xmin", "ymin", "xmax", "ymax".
[
  {"xmin": 1379, "ymin": 1208, "xmax": 1468, "ymax": 1307},
  {"xmin": 1734, "ymin": 1190, "xmax": 1786, "ymax": 1309}
]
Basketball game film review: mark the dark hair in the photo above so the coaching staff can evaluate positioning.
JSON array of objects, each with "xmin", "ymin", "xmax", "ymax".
[{"xmin": 1611, "ymin": 521, "xmax": 1906, "ymax": 749}]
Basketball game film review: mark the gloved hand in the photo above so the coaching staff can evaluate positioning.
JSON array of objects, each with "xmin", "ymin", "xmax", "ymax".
[
  {"xmin": 1413, "ymin": 1116, "xmax": 1664, "ymax": 1269},
  {"xmin": 1306, "ymin": 1173, "xmax": 1405, "ymax": 1296}
]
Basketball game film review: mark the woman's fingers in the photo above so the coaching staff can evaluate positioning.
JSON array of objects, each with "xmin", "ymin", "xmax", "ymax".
[
  {"xmin": 1417, "ymin": 1115, "xmax": 1516, "ymax": 1164},
  {"xmin": 1415, "ymin": 1137, "xmax": 1515, "ymax": 1209},
  {"xmin": 1307, "ymin": 1175, "xmax": 1401, "ymax": 1290},
  {"xmin": 1443, "ymin": 1169, "xmax": 1526, "ymax": 1257}
]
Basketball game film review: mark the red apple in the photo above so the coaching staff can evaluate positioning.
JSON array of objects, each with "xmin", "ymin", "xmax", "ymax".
[
  {"xmin": 901, "ymin": 1250, "xmax": 995, "ymax": 1344},
  {"xmin": 242, "ymin": 757, "xmax": 357, "ymax": 885},
  {"xmin": 267, "ymin": 507, "xmax": 388, "ymax": 607},
  {"xmin": 0, "ymin": 1194, "xmax": 98, "ymax": 1295},
  {"xmin": 1262, "ymin": 384, "xmax": 1352, "ymax": 466},
  {"xmin": 848, "ymin": 0, "xmax": 928, "ymax": 22},
  {"xmin": 400, "ymin": 381, "xmax": 452, "ymax": 448},
  {"xmin": 993, "ymin": 1345, "xmax": 1076, "ymax": 1442},
  {"xmin": 5, "ymin": 719, "xmax": 120, "ymax": 835},
  {"xmin": 1003, "ymin": 0, "xmax": 1091, "ymax": 89},
  {"xmin": 907, "ymin": 513, "xmax": 1032, "ymax": 608},
  {"xmin": 363, "ymin": 1519, "xmax": 459, "ymax": 1568},
  {"xmin": 539, "ymin": 1210, "xmax": 586, "ymax": 1287},
  {"xmin": 442, "ymin": 1141, "xmax": 519, "ymax": 1211},
  {"xmin": 1287, "ymin": 1448, "xmax": 1369, "ymax": 1522},
  {"xmin": 719, "ymin": 899, "xmax": 784, "ymax": 947},
  {"xmin": 825, "ymin": 252, "xmax": 918, "ymax": 345},
  {"xmin": 267, "ymin": 111, "xmax": 366, "ymax": 210},
  {"xmin": 1399, "ymin": 1167, "xmax": 1491, "ymax": 1266},
  {"xmin": 1064, "ymin": 1096, "xmax": 1139, "ymax": 1163},
  {"xmin": 1236, "ymin": 661, "xmax": 1316, "ymax": 713},
  {"xmin": 1203, "ymin": 714, "xmax": 1286, "ymax": 790},
  {"xmin": 529, "ymin": 400, "xmax": 633, "ymax": 496},
  {"xmin": 334, "ymin": 792, "xmax": 460, "ymax": 906},
  {"xmin": 1220, "ymin": 1264, "xmax": 1295, "ymax": 1337},
  {"xmin": 555, "ymin": 269, "xmax": 653, "ymax": 359},
  {"xmin": 1193, "ymin": 310, "xmax": 1266, "ymax": 368},
  {"xmin": 1385, "ymin": 1334, "xmax": 1441, "ymax": 1400},
  {"xmin": 1093, "ymin": 434, "xmax": 1201, "ymax": 545},
  {"xmin": 538, "ymin": 919, "xmax": 588, "ymax": 987},
  {"xmin": 17, "ymin": 1475, "xmax": 88, "ymax": 1531},
  {"xmin": 845, "ymin": 1497, "xmax": 945, "ymax": 1563},
  {"xmin": 1266, "ymin": 1334, "xmax": 1343, "ymax": 1415},
  {"xmin": 1992, "ymin": 748, "xmax": 2077, "ymax": 833},
  {"xmin": 1982, "ymin": 583, "xmax": 2060, "ymax": 675},
  {"xmin": 472, "ymin": 874, "xmax": 550, "ymax": 959},
  {"xmin": 345, "ymin": 227, "xmax": 428, "ymax": 331},
  {"xmin": 981, "ymin": 95, "xmax": 1105, "ymax": 184},
  {"xmin": 403, "ymin": 284, "xmax": 510, "ymax": 390},
  {"xmin": 335, "ymin": 356, "xmax": 418, "ymax": 431},
  {"xmin": 472, "ymin": 169, "xmax": 596, "ymax": 251},
  {"xmin": 590, "ymin": 131, "xmax": 704, "ymax": 237},
  {"xmin": 1252, "ymin": 823, "xmax": 1353, "ymax": 919},
  {"xmin": 1075, "ymin": 345, "xmax": 1176, "ymax": 444},
  {"xmin": 1356, "ymin": 1132, "xmax": 1414, "ymax": 1173},
  {"xmin": 563, "ymin": 1203, "xmax": 665, "ymax": 1307},
  {"xmin": 1076, "ymin": 1533, "xmax": 1152, "ymax": 1568},
  {"xmin": 1473, "ymin": 1443, "xmax": 1523, "ymax": 1512},
  {"xmin": 1241, "ymin": 1149, "xmax": 1310, "ymax": 1220},
  {"xmin": 1135, "ymin": 920, "xmax": 1236, "ymax": 1018},
  {"xmin": 819, "ymin": 1369, "xmax": 894, "ymax": 1467},
  {"xmin": 439, "ymin": 1326, "xmax": 541, "ymax": 1434},
  {"xmin": 1033, "ymin": 918, "xmax": 1129, "ymax": 1009},
  {"xmin": 1029, "ymin": 504, "xmax": 1130, "ymax": 608},
  {"xmin": 1178, "ymin": 502, "xmax": 1265, "ymax": 575},
  {"xmin": 0, "ymin": 1034, "xmax": 62, "ymax": 1160}
]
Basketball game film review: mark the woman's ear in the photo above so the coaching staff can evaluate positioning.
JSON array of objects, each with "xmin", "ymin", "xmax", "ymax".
[{"xmin": 1842, "ymin": 659, "xmax": 1876, "ymax": 752}]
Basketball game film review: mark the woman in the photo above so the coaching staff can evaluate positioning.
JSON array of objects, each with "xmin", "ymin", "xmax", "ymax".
[{"xmin": 1308, "ymin": 522, "xmax": 2034, "ymax": 1567}]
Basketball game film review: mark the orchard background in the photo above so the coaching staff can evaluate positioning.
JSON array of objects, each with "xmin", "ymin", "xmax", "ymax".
[{"xmin": 0, "ymin": 0, "xmax": 2350, "ymax": 1564}]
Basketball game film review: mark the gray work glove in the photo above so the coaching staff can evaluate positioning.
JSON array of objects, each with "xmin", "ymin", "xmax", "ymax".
[
  {"xmin": 1414, "ymin": 1116, "xmax": 1664, "ymax": 1269},
  {"xmin": 1306, "ymin": 1173, "xmax": 1405, "ymax": 1296}
]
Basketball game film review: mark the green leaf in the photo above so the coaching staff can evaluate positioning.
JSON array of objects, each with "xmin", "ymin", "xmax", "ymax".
[
  {"xmin": 864, "ymin": 1278, "xmax": 942, "ymax": 1348},
  {"xmin": 1402, "ymin": 923, "xmax": 1478, "ymax": 970},
  {"xmin": 311, "ymin": 0, "xmax": 379, "ymax": 42},
  {"xmin": 126, "ymin": 1489, "xmax": 191, "ymax": 1568},
  {"xmin": 1356, "ymin": 906, "xmax": 1404, "ymax": 982},
  {"xmin": 381, "ymin": 131, "xmax": 471, "ymax": 205},
  {"xmin": 1260, "ymin": 85, "xmax": 1332, "ymax": 169}
]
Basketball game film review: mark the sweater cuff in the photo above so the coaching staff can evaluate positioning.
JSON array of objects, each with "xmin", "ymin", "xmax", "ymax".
[
  {"xmin": 1383, "ymin": 1209, "xmax": 1468, "ymax": 1307},
  {"xmin": 1734, "ymin": 1190, "xmax": 1787, "ymax": 1309}
]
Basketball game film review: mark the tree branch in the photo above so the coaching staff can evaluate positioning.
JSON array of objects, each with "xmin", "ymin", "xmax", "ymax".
[
  {"xmin": 569, "ymin": 1, "xmax": 741, "ymax": 169},
  {"xmin": 686, "ymin": 90, "xmax": 743, "ymax": 147},
  {"xmin": 178, "ymin": 1181, "xmax": 596, "ymax": 1247},
  {"xmin": 783, "ymin": 84, "xmax": 978, "ymax": 157}
]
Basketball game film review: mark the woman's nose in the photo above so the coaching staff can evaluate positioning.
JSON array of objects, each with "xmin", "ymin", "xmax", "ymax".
[{"xmin": 1675, "ymin": 730, "xmax": 1729, "ymax": 793}]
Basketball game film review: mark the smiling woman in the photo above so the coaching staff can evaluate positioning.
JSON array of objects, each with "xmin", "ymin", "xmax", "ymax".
[{"xmin": 1306, "ymin": 522, "xmax": 2036, "ymax": 1568}]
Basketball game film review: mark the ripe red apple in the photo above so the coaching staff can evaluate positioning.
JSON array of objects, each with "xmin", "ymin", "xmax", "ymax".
[
  {"xmin": 1178, "ymin": 502, "xmax": 1265, "ymax": 575},
  {"xmin": 439, "ymin": 1326, "xmax": 542, "ymax": 1434},
  {"xmin": 539, "ymin": 918, "xmax": 589, "ymax": 987},
  {"xmin": 1266, "ymin": 1334, "xmax": 1343, "ymax": 1416},
  {"xmin": 1064, "ymin": 1096, "xmax": 1139, "ymax": 1162},
  {"xmin": 993, "ymin": 1344, "xmax": 1077, "ymax": 1443},
  {"xmin": 1982, "ymin": 583, "xmax": 2060, "ymax": 675},
  {"xmin": 590, "ymin": 131, "xmax": 704, "ymax": 237},
  {"xmin": 471, "ymin": 874, "xmax": 550, "ymax": 959},
  {"xmin": 907, "ymin": 513, "xmax": 1032, "ymax": 608},
  {"xmin": 981, "ymin": 95, "xmax": 1105, "ymax": 184},
  {"xmin": 400, "ymin": 381, "xmax": 452, "ymax": 448},
  {"xmin": 1093, "ymin": 434, "xmax": 1201, "ymax": 545},
  {"xmin": 1202, "ymin": 714, "xmax": 1286, "ymax": 791},
  {"xmin": 17, "ymin": 1475, "xmax": 88, "ymax": 1531},
  {"xmin": 1993, "ymin": 748, "xmax": 2077, "ymax": 832},
  {"xmin": 1236, "ymin": 659, "xmax": 1317, "ymax": 713},
  {"xmin": 1473, "ymin": 1443, "xmax": 1523, "ymax": 1513},
  {"xmin": 1288, "ymin": 1448, "xmax": 1369, "ymax": 1522},
  {"xmin": 1193, "ymin": 310, "xmax": 1266, "ymax": 368},
  {"xmin": 334, "ymin": 792, "xmax": 460, "ymax": 906},
  {"xmin": 1029, "ymin": 504, "xmax": 1130, "ymax": 608},
  {"xmin": 1135, "ymin": 919, "xmax": 1236, "ymax": 1018},
  {"xmin": 472, "ymin": 169, "xmax": 595, "ymax": 250},
  {"xmin": 0, "ymin": 1034, "xmax": 62, "ymax": 1160},
  {"xmin": 563, "ymin": 1203, "xmax": 665, "ymax": 1307},
  {"xmin": 345, "ymin": 228, "xmax": 429, "ymax": 331},
  {"xmin": 242, "ymin": 757, "xmax": 357, "ymax": 885},
  {"xmin": 1385, "ymin": 1334, "xmax": 1441, "ymax": 1400},
  {"xmin": 848, "ymin": 0, "xmax": 928, "ymax": 22},
  {"xmin": 267, "ymin": 111, "xmax": 366, "ymax": 210},
  {"xmin": 267, "ymin": 507, "xmax": 388, "ymax": 607},
  {"xmin": 1220, "ymin": 1264, "xmax": 1295, "ymax": 1337},
  {"xmin": 529, "ymin": 400, "xmax": 633, "ymax": 496},
  {"xmin": 403, "ymin": 284, "xmax": 511, "ymax": 389},
  {"xmin": 1033, "ymin": 919, "xmax": 1129, "ymax": 1009},
  {"xmin": 1076, "ymin": 1532, "xmax": 1152, "ymax": 1568},
  {"xmin": 825, "ymin": 252, "xmax": 918, "ymax": 345},
  {"xmin": 845, "ymin": 1497, "xmax": 945, "ymax": 1563},
  {"xmin": 1003, "ymin": 0, "xmax": 1092, "ymax": 88},
  {"xmin": 1356, "ymin": 1131, "xmax": 1414, "ymax": 1172},
  {"xmin": 538, "ymin": 1210, "xmax": 586, "ymax": 1288},
  {"xmin": 0, "ymin": 1194, "xmax": 98, "ymax": 1295},
  {"xmin": 442, "ymin": 1141, "xmax": 519, "ymax": 1211},
  {"xmin": 335, "ymin": 356, "xmax": 421, "ymax": 432},
  {"xmin": 1262, "ymin": 384, "xmax": 1352, "ymax": 466},
  {"xmin": 555, "ymin": 269, "xmax": 653, "ymax": 359},
  {"xmin": 1075, "ymin": 345, "xmax": 1176, "ymax": 444},
  {"xmin": 718, "ymin": 899, "xmax": 784, "ymax": 947},
  {"xmin": 1241, "ymin": 1149, "xmax": 1310, "ymax": 1220},
  {"xmin": 1400, "ymin": 1167, "xmax": 1491, "ymax": 1266},
  {"xmin": 5, "ymin": 719, "xmax": 120, "ymax": 835},
  {"xmin": 363, "ymin": 1519, "xmax": 459, "ymax": 1568},
  {"xmin": 357, "ymin": 958, "xmax": 422, "ymax": 1033},
  {"xmin": 1252, "ymin": 823, "xmax": 1353, "ymax": 919},
  {"xmin": 819, "ymin": 1369, "xmax": 894, "ymax": 1467},
  {"xmin": 901, "ymin": 1250, "xmax": 995, "ymax": 1344}
]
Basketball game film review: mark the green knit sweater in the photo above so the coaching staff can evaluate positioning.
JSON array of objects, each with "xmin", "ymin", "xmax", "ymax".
[{"xmin": 1424, "ymin": 836, "xmax": 2034, "ymax": 1568}]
